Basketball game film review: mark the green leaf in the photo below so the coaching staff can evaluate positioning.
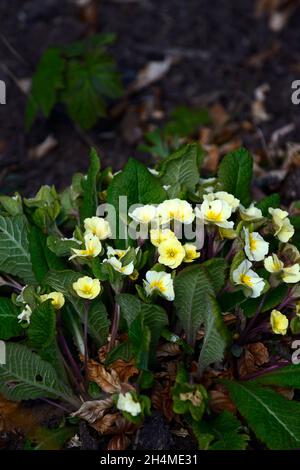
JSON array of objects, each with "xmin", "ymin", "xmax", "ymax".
[
  {"xmin": 257, "ymin": 194, "xmax": 280, "ymax": 217},
  {"xmin": 224, "ymin": 380, "xmax": 300, "ymax": 450},
  {"xmin": 193, "ymin": 411, "xmax": 249, "ymax": 450},
  {"xmin": 218, "ymin": 147, "xmax": 253, "ymax": 206},
  {"xmin": 28, "ymin": 300, "xmax": 56, "ymax": 350},
  {"xmin": 128, "ymin": 316, "xmax": 151, "ymax": 370},
  {"xmin": 26, "ymin": 48, "xmax": 64, "ymax": 129},
  {"xmin": 174, "ymin": 259, "xmax": 227, "ymax": 345},
  {"xmin": 201, "ymin": 258, "xmax": 228, "ymax": 293},
  {"xmin": 117, "ymin": 293, "xmax": 168, "ymax": 366},
  {"xmin": 242, "ymin": 284, "xmax": 288, "ymax": 318},
  {"xmin": 47, "ymin": 235, "xmax": 81, "ymax": 257},
  {"xmin": 80, "ymin": 148, "xmax": 101, "ymax": 223},
  {"xmin": 251, "ymin": 364, "xmax": 300, "ymax": 389},
  {"xmin": 45, "ymin": 270, "xmax": 82, "ymax": 314},
  {"xmin": 88, "ymin": 300, "xmax": 110, "ymax": 347},
  {"xmin": 105, "ymin": 341, "xmax": 133, "ymax": 365},
  {"xmin": 26, "ymin": 425, "xmax": 75, "ymax": 451},
  {"xmin": 164, "ymin": 106, "xmax": 211, "ymax": 137},
  {"xmin": 63, "ymin": 51, "xmax": 123, "ymax": 130},
  {"xmin": 107, "ymin": 158, "xmax": 166, "ymax": 248},
  {"xmin": 0, "ymin": 215, "xmax": 35, "ymax": 284},
  {"xmin": 159, "ymin": 143, "xmax": 204, "ymax": 197},
  {"xmin": 0, "ymin": 194, "xmax": 23, "ymax": 216},
  {"xmin": 0, "ymin": 343, "xmax": 78, "ymax": 406},
  {"xmin": 198, "ymin": 295, "xmax": 230, "ymax": 374},
  {"xmin": 0, "ymin": 298, "xmax": 23, "ymax": 340}
]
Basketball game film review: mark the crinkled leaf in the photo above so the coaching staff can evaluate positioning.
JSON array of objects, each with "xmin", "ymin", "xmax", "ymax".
[
  {"xmin": 28, "ymin": 300, "xmax": 56, "ymax": 350},
  {"xmin": 0, "ymin": 298, "xmax": 23, "ymax": 340},
  {"xmin": 0, "ymin": 215, "xmax": 35, "ymax": 284},
  {"xmin": 88, "ymin": 300, "xmax": 110, "ymax": 347},
  {"xmin": 224, "ymin": 380, "xmax": 300, "ymax": 450},
  {"xmin": 160, "ymin": 143, "xmax": 203, "ymax": 197},
  {"xmin": 218, "ymin": 147, "xmax": 253, "ymax": 206},
  {"xmin": 198, "ymin": 295, "xmax": 230, "ymax": 374},
  {"xmin": 0, "ymin": 343, "xmax": 78, "ymax": 406},
  {"xmin": 80, "ymin": 148, "xmax": 101, "ymax": 223}
]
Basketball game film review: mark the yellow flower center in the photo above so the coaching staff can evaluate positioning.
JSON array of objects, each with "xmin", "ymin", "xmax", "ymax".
[
  {"xmin": 150, "ymin": 280, "xmax": 166, "ymax": 293},
  {"xmin": 81, "ymin": 284, "xmax": 93, "ymax": 295},
  {"xmin": 240, "ymin": 274, "xmax": 253, "ymax": 287},
  {"xmin": 206, "ymin": 209, "xmax": 222, "ymax": 222},
  {"xmin": 167, "ymin": 248, "xmax": 177, "ymax": 258},
  {"xmin": 249, "ymin": 235, "xmax": 257, "ymax": 251}
]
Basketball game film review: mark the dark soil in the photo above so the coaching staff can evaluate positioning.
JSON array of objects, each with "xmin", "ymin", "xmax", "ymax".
[{"xmin": 1, "ymin": 0, "xmax": 300, "ymax": 197}]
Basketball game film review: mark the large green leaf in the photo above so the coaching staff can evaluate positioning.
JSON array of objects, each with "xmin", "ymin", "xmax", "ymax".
[
  {"xmin": 80, "ymin": 148, "xmax": 100, "ymax": 223},
  {"xmin": 28, "ymin": 300, "xmax": 56, "ymax": 350},
  {"xmin": 63, "ymin": 51, "xmax": 123, "ymax": 130},
  {"xmin": 193, "ymin": 411, "xmax": 249, "ymax": 450},
  {"xmin": 25, "ymin": 48, "xmax": 64, "ymax": 129},
  {"xmin": 218, "ymin": 147, "xmax": 253, "ymax": 206},
  {"xmin": 0, "ymin": 215, "xmax": 35, "ymax": 284},
  {"xmin": 88, "ymin": 300, "xmax": 110, "ymax": 347},
  {"xmin": 225, "ymin": 380, "xmax": 300, "ymax": 450},
  {"xmin": 159, "ymin": 143, "xmax": 204, "ymax": 197},
  {"xmin": 0, "ymin": 298, "xmax": 23, "ymax": 340},
  {"xmin": 198, "ymin": 295, "xmax": 230, "ymax": 374},
  {"xmin": 29, "ymin": 226, "xmax": 66, "ymax": 284},
  {"xmin": 251, "ymin": 364, "xmax": 300, "ymax": 389},
  {"xmin": 0, "ymin": 343, "xmax": 78, "ymax": 406},
  {"xmin": 107, "ymin": 158, "xmax": 166, "ymax": 248},
  {"xmin": 174, "ymin": 259, "xmax": 227, "ymax": 345},
  {"xmin": 117, "ymin": 293, "xmax": 168, "ymax": 366}
]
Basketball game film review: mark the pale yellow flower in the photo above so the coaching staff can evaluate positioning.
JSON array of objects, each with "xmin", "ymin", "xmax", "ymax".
[
  {"xmin": 157, "ymin": 199, "xmax": 194, "ymax": 224},
  {"xmin": 84, "ymin": 216, "xmax": 111, "ymax": 240},
  {"xmin": 239, "ymin": 203, "xmax": 263, "ymax": 221},
  {"xmin": 40, "ymin": 292, "xmax": 65, "ymax": 310},
  {"xmin": 232, "ymin": 260, "xmax": 265, "ymax": 298},
  {"xmin": 264, "ymin": 254, "xmax": 284, "ymax": 273},
  {"xmin": 73, "ymin": 276, "xmax": 101, "ymax": 299},
  {"xmin": 117, "ymin": 392, "xmax": 141, "ymax": 417},
  {"xmin": 144, "ymin": 270, "xmax": 174, "ymax": 301},
  {"xmin": 150, "ymin": 228, "xmax": 177, "ymax": 247},
  {"xmin": 105, "ymin": 256, "xmax": 134, "ymax": 276},
  {"xmin": 214, "ymin": 191, "xmax": 240, "ymax": 212},
  {"xmin": 129, "ymin": 205, "xmax": 157, "ymax": 224},
  {"xmin": 282, "ymin": 264, "xmax": 300, "ymax": 284},
  {"xmin": 183, "ymin": 243, "xmax": 200, "ymax": 263},
  {"xmin": 270, "ymin": 309, "xmax": 288, "ymax": 335},
  {"xmin": 196, "ymin": 199, "xmax": 233, "ymax": 229},
  {"xmin": 244, "ymin": 228, "xmax": 269, "ymax": 262},
  {"xmin": 158, "ymin": 238, "xmax": 185, "ymax": 269},
  {"xmin": 269, "ymin": 207, "xmax": 294, "ymax": 243},
  {"xmin": 70, "ymin": 233, "xmax": 102, "ymax": 260}
]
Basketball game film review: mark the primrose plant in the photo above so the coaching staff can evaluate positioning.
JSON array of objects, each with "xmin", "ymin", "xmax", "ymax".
[{"xmin": 0, "ymin": 145, "xmax": 300, "ymax": 450}]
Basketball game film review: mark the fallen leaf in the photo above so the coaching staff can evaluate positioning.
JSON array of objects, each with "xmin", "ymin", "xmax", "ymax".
[
  {"xmin": 87, "ymin": 360, "xmax": 121, "ymax": 393},
  {"xmin": 209, "ymin": 387, "xmax": 236, "ymax": 414},
  {"xmin": 109, "ymin": 359, "xmax": 138, "ymax": 383},
  {"xmin": 28, "ymin": 135, "xmax": 58, "ymax": 160},
  {"xmin": 92, "ymin": 413, "xmax": 119, "ymax": 434},
  {"xmin": 72, "ymin": 398, "xmax": 114, "ymax": 424},
  {"xmin": 129, "ymin": 57, "xmax": 174, "ymax": 93},
  {"xmin": 107, "ymin": 434, "xmax": 131, "ymax": 450},
  {"xmin": 247, "ymin": 342, "xmax": 269, "ymax": 366},
  {"xmin": 157, "ymin": 343, "xmax": 181, "ymax": 358}
]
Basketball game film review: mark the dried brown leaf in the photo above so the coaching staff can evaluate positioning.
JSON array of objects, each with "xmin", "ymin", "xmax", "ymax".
[
  {"xmin": 157, "ymin": 343, "xmax": 181, "ymax": 358},
  {"xmin": 109, "ymin": 359, "xmax": 139, "ymax": 383},
  {"xmin": 72, "ymin": 398, "xmax": 114, "ymax": 424},
  {"xmin": 209, "ymin": 387, "xmax": 236, "ymax": 414},
  {"xmin": 129, "ymin": 57, "xmax": 174, "ymax": 93},
  {"xmin": 247, "ymin": 342, "xmax": 269, "ymax": 366},
  {"xmin": 87, "ymin": 360, "xmax": 121, "ymax": 393},
  {"xmin": 92, "ymin": 413, "xmax": 118, "ymax": 434},
  {"xmin": 107, "ymin": 434, "xmax": 131, "ymax": 450}
]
